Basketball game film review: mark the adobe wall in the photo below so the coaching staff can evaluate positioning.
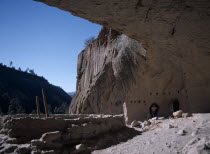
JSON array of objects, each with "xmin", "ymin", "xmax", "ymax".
[
  {"xmin": 124, "ymin": 88, "xmax": 189, "ymax": 124},
  {"xmin": 0, "ymin": 114, "xmax": 141, "ymax": 154},
  {"xmin": 2, "ymin": 114, "xmax": 125, "ymax": 141}
]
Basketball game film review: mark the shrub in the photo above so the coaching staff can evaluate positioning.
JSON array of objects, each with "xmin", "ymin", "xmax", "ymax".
[{"xmin": 84, "ymin": 36, "xmax": 95, "ymax": 47}]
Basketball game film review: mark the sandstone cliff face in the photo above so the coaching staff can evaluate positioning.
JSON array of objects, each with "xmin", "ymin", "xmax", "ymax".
[
  {"xmin": 36, "ymin": 0, "xmax": 210, "ymax": 118},
  {"xmin": 70, "ymin": 27, "xmax": 147, "ymax": 114}
]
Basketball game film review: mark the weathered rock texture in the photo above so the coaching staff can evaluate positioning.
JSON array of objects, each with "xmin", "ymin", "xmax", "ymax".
[
  {"xmin": 71, "ymin": 27, "xmax": 146, "ymax": 115},
  {"xmin": 35, "ymin": 0, "xmax": 210, "ymax": 121}
]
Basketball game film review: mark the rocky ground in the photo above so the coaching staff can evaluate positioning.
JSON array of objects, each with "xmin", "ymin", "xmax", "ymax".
[
  {"xmin": 0, "ymin": 113, "xmax": 209, "ymax": 154},
  {"xmin": 93, "ymin": 113, "xmax": 210, "ymax": 154}
]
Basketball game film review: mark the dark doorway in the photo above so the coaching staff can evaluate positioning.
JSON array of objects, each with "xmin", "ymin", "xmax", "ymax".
[
  {"xmin": 172, "ymin": 99, "xmax": 180, "ymax": 112},
  {"xmin": 149, "ymin": 103, "xmax": 159, "ymax": 117}
]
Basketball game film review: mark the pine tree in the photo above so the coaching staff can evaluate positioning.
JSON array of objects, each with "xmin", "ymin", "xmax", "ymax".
[{"xmin": 9, "ymin": 61, "xmax": 13, "ymax": 67}]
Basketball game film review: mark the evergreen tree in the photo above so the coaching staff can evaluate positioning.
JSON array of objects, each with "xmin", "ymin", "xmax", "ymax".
[
  {"xmin": 54, "ymin": 102, "xmax": 68, "ymax": 114},
  {"xmin": 25, "ymin": 68, "xmax": 29, "ymax": 73},
  {"xmin": 9, "ymin": 61, "xmax": 13, "ymax": 67},
  {"xmin": 7, "ymin": 103, "xmax": 16, "ymax": 115},
  {"xmin": 48, "ymin": 105, "xmax": 52, "ymax": 114},
  {"xmin": 29, "ymin": 69, "xmax": 35, "ymax": 75},
  {"xmin": 31, "ymin": 110, "xmax": 36, "ymax": 114},
  {"xmin": 7, "ymin": 98, "xmax": 25, "ymax": 115}
]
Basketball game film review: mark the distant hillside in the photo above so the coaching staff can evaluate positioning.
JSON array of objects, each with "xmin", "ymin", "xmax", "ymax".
[
  {"xmin": 0, "ymin": 64, "xmax": 71, "ymax": 114},
  {"xmin": 68, "ymin": 92, "xmax": 75, "ymax": 97}
]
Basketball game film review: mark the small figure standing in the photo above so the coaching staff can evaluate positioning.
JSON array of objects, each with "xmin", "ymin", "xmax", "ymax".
[{"xmin": 150, "ymin": 103, "xmax": 159, "ymax": 117}]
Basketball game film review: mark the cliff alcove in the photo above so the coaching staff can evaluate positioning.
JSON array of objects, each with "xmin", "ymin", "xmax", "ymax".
[{"xmin": 35, "ymin": 0, "xmax": 210, "ymax": 121}]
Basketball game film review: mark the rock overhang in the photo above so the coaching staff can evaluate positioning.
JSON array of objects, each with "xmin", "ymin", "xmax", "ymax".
[
  {"xmin": 34, "ymin": 0, "xmax": 210, "ymax": 45},
  {"xmin": 34, "ymin": 0, "xmax": 210, "ymax": 117}
]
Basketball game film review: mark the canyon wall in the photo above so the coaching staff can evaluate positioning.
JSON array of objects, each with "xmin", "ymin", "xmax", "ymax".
[
  {"xmin": 71, "ymin": 27, "xmax": 147, "ymax": 114},
  {"xmin": 36, "ymin": 0, "xmax": 210, "ymax": 120}
]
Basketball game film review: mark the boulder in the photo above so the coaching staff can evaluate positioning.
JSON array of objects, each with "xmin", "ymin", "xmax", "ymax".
[
  {"xmin": 173, "ymin": 110, "xmax": 183, "ymax": 118},
  {"xmin": 75, "ymin": 144, "xmax": 86, "ymax": 152},
  {"xmin": 40, "ymin": 131, "xmax": 62, "ymax": 143},
  {"xmin": 158, "ymin": 117, "xmax": 165, "ymax": 120},
  {"xmin": 142, "ymin": 121, "xmax": 151, "ymax": 127},
  {"xmin": 131, "ymin": 120, "xmax": 141, "ymax": 128},
  {"xmin": 151, "ymin": 117, "xmax": 158, "ymax": 121},
  {"xmin": 177, "ymin": 129, "xmax": 187, "ymax": 136},
  {"xmin": 31, "ymin": 140, "xmax": 46, "ymax": 149},
  {"xmin": 142, "ymin": 126, "xmax": 150, "ymax": 132}
]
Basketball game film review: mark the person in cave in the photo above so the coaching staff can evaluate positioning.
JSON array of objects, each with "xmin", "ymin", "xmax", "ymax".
[{"xmin": 149, "ymin": 103, "xmax": 159, "ymax": 118}]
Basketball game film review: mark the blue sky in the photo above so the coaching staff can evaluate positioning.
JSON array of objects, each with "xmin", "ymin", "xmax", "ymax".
[{"xmin": 0, "ymin": 0, "xmax": 102, "ymax": 92}]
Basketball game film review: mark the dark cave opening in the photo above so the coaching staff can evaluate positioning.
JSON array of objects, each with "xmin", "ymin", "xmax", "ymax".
[{"xmin": 172, "ymin": 99, "xmax": 180, "ymax": 112}]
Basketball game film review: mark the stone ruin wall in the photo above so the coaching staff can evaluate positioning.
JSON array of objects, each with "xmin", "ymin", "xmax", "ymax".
[
  {"xmin": 0, "ymin": 114, "xmax": 133, "ymax": 153},
  {"xmin": 1, "ymin": 114, "xmax": 125, "ymax": 141}
]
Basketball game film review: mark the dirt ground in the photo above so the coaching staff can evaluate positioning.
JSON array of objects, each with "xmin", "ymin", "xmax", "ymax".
[{"xmin": 93, "ymin": 114, "xmax": 210, "ymax": 154}]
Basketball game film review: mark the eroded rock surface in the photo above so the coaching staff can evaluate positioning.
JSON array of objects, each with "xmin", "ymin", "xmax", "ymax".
[
  {"xmin": 35, "ymin": 0, "xmax": 210, "ymax": 120},
  {"xmin": 70, "ymin": 27, "xmax": 146, "ymax": 115}
]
